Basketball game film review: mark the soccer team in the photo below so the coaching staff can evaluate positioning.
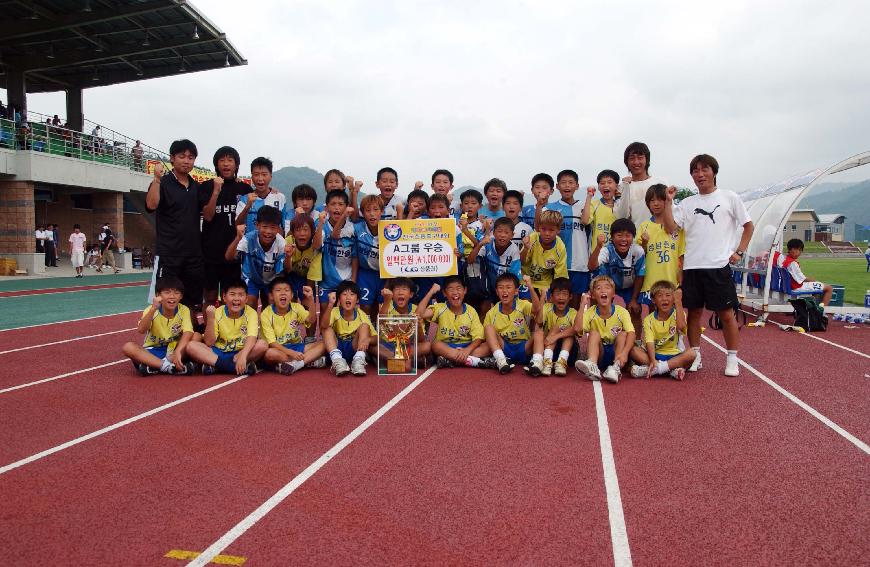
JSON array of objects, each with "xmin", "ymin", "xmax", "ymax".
[{"xmin": 123, "ymin": 141, "xmax": 755, "ymax": 380}]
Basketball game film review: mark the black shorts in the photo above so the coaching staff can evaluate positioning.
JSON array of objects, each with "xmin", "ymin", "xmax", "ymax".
[
  {"xmin": 463, "ymin": 273, "xmax": 487, "ymax": 306},
  {"xmin": 203, "ymin": 260, "xmax": 241, "ymax": 294},
  {"xmin": 154, "ymin": 254, "xmax": 204, "ymax": 309},
  {"xmin": 682, "ymin": 267, "xmax": 739, "ymax": 312}
]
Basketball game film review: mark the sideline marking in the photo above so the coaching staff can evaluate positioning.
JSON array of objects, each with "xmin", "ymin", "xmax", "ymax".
[
  {"xmin": 593, "ymin": 382, "xmax": 633, "ymax": 567},
  {"xmin": 0, "ymin": 328, "xmax": 136, "ymax": 355},
  {"xmin": 0, "ymin": 310, "xmax": 139, "ymax": 332},
  {"xmin": 702, "ymin": 335, "xmax": 870, "ymax": 456},
  {"xmin": 0, "ymin": 359, "xmax": 126, "ymax": 395},
  {"xmin": 0, "ymin": 281, "xmax": 147, "ymax": 298},
  {"xmin": 165, "ymin": 549, "xmax": 246, "ymax": 565},
  {"xmin": 0, "ymin": 374, "xmax": 251, "ymax": 475},
  {"xmin": 188, "ymin": 366, "xmax": 438, "ymax": 567},
  {"xmin": 738, "ymin": 308, "xmax": 870, "ymax": 359}
]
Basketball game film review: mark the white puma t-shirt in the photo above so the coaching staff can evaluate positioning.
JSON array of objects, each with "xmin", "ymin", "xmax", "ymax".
[{"xmin": 673, "ymin": 189, "xmax": 751, "ymax": 270}]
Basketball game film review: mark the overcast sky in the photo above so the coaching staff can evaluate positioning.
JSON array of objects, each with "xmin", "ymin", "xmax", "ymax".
[{"xmin": 11, "ymin": 0, "xmax": 870, "ymax": 194}]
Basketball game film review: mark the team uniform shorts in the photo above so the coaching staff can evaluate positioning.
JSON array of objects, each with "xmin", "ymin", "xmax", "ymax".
[
  {"xmin": 146, "ymin": 345, "xmax": 168, "ymax": 359},
  {"xmin": 792, "ymin": 280, "xmax": 825, "ymax": 293},
  {"xmin": 357, "ymin": 269, "xmax": 382, "ymax": 306},
  {"xmin": 204, "ymin": 261, "xmax": 241, "ymax": 294},
  {"xmin": 568, "ymin": 271, "xmax": 591, "ymax": 295},
  {"xmin": 502, "ymin": 340, "xmax": 530, "ymax": 365},
  {"xmin": 282, "ymin": 342, "xmax": 305, "ymax": 353},
  {"xmin": 682, "ymin": 267, "xmax": 739, "ymax": 311},
  {"xmin": 616, "ymin": 287, "xmax": 634, "ymax": 306},
  {"xmin": 211, "ymin": 346, "xmax": 239, "ymax": 367},
  {"xmin": 638, "ymin": 291, "xmax": 653, "ymax": 306},
  {"xmin": 336, "ymin": 338, "xmax": 355, "ymax": 361},
  {"xmin": 598, "ymin": 343, "xmax": 616, "ymax": 370}
]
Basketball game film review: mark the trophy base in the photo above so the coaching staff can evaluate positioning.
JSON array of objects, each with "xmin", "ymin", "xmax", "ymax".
[{"xmin": 386, "ymin": 358, "xmax": 407, "ymax": 374}]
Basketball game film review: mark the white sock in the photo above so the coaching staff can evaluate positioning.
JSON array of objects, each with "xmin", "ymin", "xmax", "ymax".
[
  {"xmin": 559, "ymin": 350, "xmax": 570, "ymax": 362},
  {"xmin": 160, "ymin": 358, "xmax": 174, "ymax": 373},
  {"xmin": 493, "ymin": 349, "xmax": 505, "ymax": 360},
  {"xmin": 329, "ymin": 349, "xmax": 342, "ymax": 362},
  {"xmin": 532, "ymin": 353, "xmax": 543, "ymax": 364},
  {"xmin": 353, "ymin": 350, "xmax": 366, "ymax": 361},
  {"xmin": 654, "ymin": 360, "xmax": 670, "ymax": 375},
  {"xmin": 543, "ymin": 348, "xmax": 553, "ymax": 361},
  {"xmin": 467, "ymin": 356, "xmax": 481, "ymax": 367},
  {"xmin": 726, "ymin": 350, "xmax": 738, "ymax": 364},
  {"xmin": 291, "ymin": 360, "xmax": 305, "ymax": 371}
]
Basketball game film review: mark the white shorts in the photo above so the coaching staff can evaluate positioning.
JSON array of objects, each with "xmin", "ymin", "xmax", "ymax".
[
  {"xmin": 793, "ymin": 281, "xmax": 824, "ymax": 293},
  {"xmin": 71, "ymin": 251, "xmax": 84, "ymax": 268}
]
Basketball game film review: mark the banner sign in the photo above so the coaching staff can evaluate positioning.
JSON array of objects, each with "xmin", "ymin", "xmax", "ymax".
[
  {"xmin": 146, "ymin": 159, "xmax": 252, "ymax": 185},
  {"xmin": 378, "ymin": 219, "xmax": 458, "ymax": 278}
]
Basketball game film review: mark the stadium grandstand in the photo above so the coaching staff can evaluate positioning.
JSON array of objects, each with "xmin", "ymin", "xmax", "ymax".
[{"xmin": 0, "ymin": 0, "xmax": 245, "ymax": 274}]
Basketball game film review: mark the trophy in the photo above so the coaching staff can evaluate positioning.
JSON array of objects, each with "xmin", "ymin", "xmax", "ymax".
[{"xmin": 378, "ymin": 316, "xmax": 418, "ymax": 375}]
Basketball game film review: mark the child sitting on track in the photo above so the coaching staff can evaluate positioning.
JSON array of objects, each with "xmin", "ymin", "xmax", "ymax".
[
  {"xmin": 321, "ymin": 280, "xmax": 376, "ymax": 377},
  {"xmin": 483, "ymin": 273, "xmax": 543, "ymax": 375},
  {"xmin": 261, "ymin": 277, "xmax": 326, "ymax": 375},
  {"xmin": 628, "ymin": 280, "xmax": 695, "ymax": 380},
  {"xmin": 574, "ymin": 275, "xmax": 636, "ymax": 383},
  {"xmin": 417, "ymin": 275, "xmax": 492, "ymax": 368},
  {"xmin": 122, "ymin": 276, "xmax": 195, "ymax": 376},
  {"xmin": 379, "ymin": 277, "xmax": 432, "ymax": 360},
  {"xmin": 773, "ymin": 239, "xmax": 834, "ymax": 309},
  {"xmin": 537, "ymin": 277, "xmax": 578, "ymax": 376}
]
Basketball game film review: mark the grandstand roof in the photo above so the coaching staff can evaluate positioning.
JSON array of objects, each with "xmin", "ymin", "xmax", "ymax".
[{"xmin": 0, "ymin": 0, "xmax": 246, "ymax": 93}]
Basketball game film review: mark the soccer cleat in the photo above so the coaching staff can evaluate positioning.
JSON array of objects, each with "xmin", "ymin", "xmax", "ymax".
[
  {"xmin": 602, "ymin": 363, "xmax": 621, "ymax": 383},
  {"xmin": 630, "ymin": 364, "xmax": 650, "ymax": 378},
  {"xmin": 541, "ymin": 358, "xmax": 553, "ymax": 376},
  {"xmin": 351, "ymin": 357, "xmax": 367, "ymax": 376},
  {"xmin": 331, "ymin": 358, "xmax": 351, "ymax": 376},
  {"xmin": 436, "ymin": 356, "xmax": 455, "ymax": 368},
  {"xmin": 494, "ymin": 353, "xmax": 513, "ymax": 374},
  {"xmin": 554, "ymin": 358, "xmax": 568, "ymax": 376},
  {"xmin": 277, "ymin": 361, "xmax": 298, "ymax": 375},
  {"xmin": 575, "ymin": 359, "xmax": 601, "ymax": 381},
  {"xmin": 527, "ymin": 358, "xmax": 544, "ymax": 377},
  {"xmin": 201, "ymin": 364, "xmax": 215, "ymax": 376},
  {"xmin": 136, "ymin": 363, "xmax": 159, "ymax": 376},
  {"xmin": 689, "ymin": 352, "xmax": 702, "ymax": 372},
  {"xmin": 670, "ymin": 367, "xmax": 686, "ymax": 381},
  {"xmin": 244, "ymin": 362, "xmax": 259, "ymax": 376},
  {"xmin": 171, "ymin": 361, "xmax": 196, "ymax": 376},
  {"xmin": 724, "ymin": 359, "xmax": 740, "ymax": 377},
  {"xmin": 306, "ymin": 356, "xmax": 327, "ymax": 369},
  {"xmin": 477, "ymin": 356, "xmax": 497, "ymax": 369}
]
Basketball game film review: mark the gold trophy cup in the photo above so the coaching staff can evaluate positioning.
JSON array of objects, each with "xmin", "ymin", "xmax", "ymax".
[{"xmin": 380, "ymin": 318, "xmax": 416, "ymax": 374}]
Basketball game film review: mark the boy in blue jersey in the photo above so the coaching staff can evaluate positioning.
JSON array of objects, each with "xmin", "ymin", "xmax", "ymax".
[
  {"xmin": 318, "ymin": 189, "xmax": 356, "ymax": 307},
  {"xmin": 373, "ymin": 167, "xmax": 406, "ymax": 220},
  {"xmin": 481, "ymin": 178, "xmax": 506, "ymax": 220},
  {"xmin": 353, "ymin": 194, "xmax": 384, "ymax": 317},
  {"xmin": 545, "ymin": 169, "xmax": 592, "ymax": 306},
  {"xmin": 483, "ymin": 273, "xmax": 544, "ymax": 375},
  {"xmin": 459, "ymin": 188, "xmax": 488, "ymax": 312},
  {"xmin": 588, "ymin": 218, "xmax": 646, "ymax": 332},
  {"xmin": 235, "ymin": 157, "xmax": 289, "ymax": 235},
  {"xmin": 503, "ymin": 190, "xmax": 533, "ymax": 247},
  {"xmin": 429, "ymin": 169, "xmax": 461, "ymax": 218},
  {"xmin": 122, "ymin": 276, "xmax": 196, "ymax": 375},
  {"xmin": 261, "ymin": 276, "xmax": 326, "ymax": 375},
  {"xmin": 521, "ymin": 172, "xmax": 555, "ymax": 228},
  {"xmin": 468, "ymin": 217, "xmax": 524, "ymax": 315},
  {"xmin": 321, "ymin": 280, "xmax": 376, "ymax": 376},
  {"xmin": 225, "ymin": 205, "xmax": 289, "ymax": 308}
]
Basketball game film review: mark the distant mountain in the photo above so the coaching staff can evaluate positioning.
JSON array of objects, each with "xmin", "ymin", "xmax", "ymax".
[
  {"xmin": 271, "ymin": 166, "xmax": 325, "ymax": 203},
  {"xmin": 798, "ymin": 179, "xmax": 870, "ymax": 240}
]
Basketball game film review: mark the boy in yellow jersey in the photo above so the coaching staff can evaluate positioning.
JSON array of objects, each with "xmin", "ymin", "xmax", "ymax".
[
  {"xmin": 581, "ymin": 169, "xmax": 619, "ymax": 246},
  {"xmin": 122, "ymin": 276, "xmax": 195, "ymax": 375},
  {"xmin": 636, "ymin": 184, "xmax": 685, "ymax": 309},
  {"xmin": 628, "ymin": 280, "xmax": 695, "ymax": 380},
  {"xmin": 186, "ymin": 279, "xmax": 267, "ymax": 375},
  {"xmin": 574, "ymin": 275, "xmax": 635, "ymax": 383},
  {"xmin": 484, "ymin": 273, "xmax": 543, "ymax": 375},
  {"xmin": 536, "ymin": 277, "xmax": 578, "ymax": 377},
  {"xmin": 321, "ymin": 280, "xmax": 376, "ymax": 377},
  {"xmin": 417, "ymin": 275, "xmax": 493, "ymax": 369},
  {"xmin": 285, "ymin": 212, "xmax": 324, "ymax": 301},
  {"xmin": 379, "ymin": 277, "xmax": 431, "ymax": 360},
  {"xmin": 261, "ymin": 276, "xmax": 327, "ymax": 375},
  {"xmin": 520, "ymin": 210, "xmax": 568, "ymax": 296}
]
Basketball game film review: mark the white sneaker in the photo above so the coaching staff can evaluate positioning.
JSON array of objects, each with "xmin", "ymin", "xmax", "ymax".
[
  {"xmin": 494, "ymin": 353, "xmax": 513, "ymax": 374},
  {"xmin": 331, "ymin": 358, "xmax": 350, "ymax": 377},
  {"xmin": 351, "ymin": 356, "xmax": 367, "ymax": 376},
  {"xmin": 541, "ymin": 358, "xmax": 553, "ymax": 376},
  {"xmin": 277, "ymin": 361, "xmax": 298, "ymax": 375},
  {"xmin": 575, "ymin": 359, "xmax": 601, "ymax": 381},
  {"xmin": 306, "ymin": 356, "xmax": 327, "ymax": 369},
  {"xmin": 527, "ymin": 358, "xmax": 544, "ymax": 377},
  {"xmin": 670, "ymin": 367, "xmax": 686, "ymax": 381},
  {"xmin": 724, "ymin": 358, "xmax": 739, "ymax": 377},
  {"xmin": 602, "ymin": 363, "xmax": 621, "ymax": 383},
  {"xmin": 630, "ymin": 364, "xmax": 649, "ymax": 378},
  {"xmin": 689, "ymin": 351, "xmax": 702, "ymax": 372},
  {"xmin": 554, "ymin": 358, "xmax": 568, "ymax": 377}
]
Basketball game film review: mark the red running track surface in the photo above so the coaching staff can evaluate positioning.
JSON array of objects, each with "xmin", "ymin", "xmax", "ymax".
[{"xmin": 0, "ymin": 312, "xmax": 139, "ymax": 352}]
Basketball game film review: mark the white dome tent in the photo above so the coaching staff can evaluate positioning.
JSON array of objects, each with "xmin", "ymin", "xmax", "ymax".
[{"xmin": 733, "ymin": 150, "xmax": 870, "ymax": 317}]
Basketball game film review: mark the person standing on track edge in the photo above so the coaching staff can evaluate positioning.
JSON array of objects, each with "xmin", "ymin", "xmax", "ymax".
[
  {"xmin": 146, "ymin": 139, "xmax": 212, "ymax": 328},
  {"xmin": 200, "ymin": 146, "xmax": 255, "ymax": 309}
]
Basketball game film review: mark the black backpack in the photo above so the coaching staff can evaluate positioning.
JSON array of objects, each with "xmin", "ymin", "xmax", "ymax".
[{"xmin": 788, "ymin": 297, "xmax": 828, "ymax": 332}]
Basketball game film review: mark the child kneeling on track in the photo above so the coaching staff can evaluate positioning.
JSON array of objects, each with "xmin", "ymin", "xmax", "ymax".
[
  {"xmin": 628, "ymin": 280, "xmax": 695, "ymax": 380},
  {"xmin": 575, "ymin": 275, "xmax": 636, "ymax": 383},
  {"xmin": 417, "ymin": 275, "xmax": 492, "ymax": 368},
  {"xmin": 186, "ymin": 279, "xmax": 268, "ymax": 375},
  {"xmin": 122, "ymin": 276, "xmax": 196, "ymax": 376},
  {"xmin": 588, "ymin": 217, "xmax": 646, "ymax": 332},
  {"xmin": 773, "ymin": 239, "xmax": 834, "ymax": 310},
  {"xmin": 225, "ymin": 204, "xmax": 289, "ymax": 308},
  {"xmin": 484, "ymin": 273, "xmax": 544, "ymax": 375},
  {"xmin": 537, "ymin": 277, "xmax": 578, "ymax": 376},
  {"xmin": 321, "ymin": 280, "xmax": 376, "ymax": 377},
  {"xmin": 261, "ymin": 276, "xmax": 327, "ymax": 375}
]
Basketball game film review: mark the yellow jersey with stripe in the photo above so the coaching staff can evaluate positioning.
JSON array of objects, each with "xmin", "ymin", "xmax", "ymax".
[
  {"xmin": 429, "ymin": 302, "xmax": 484, "ymax": 344},
  {"xmin": 582, "ymin": 304, "xmax": 634, "ymax": 344},
  {"xmin": 214, "ymin": 305, "xmax": 259, "ymax": 352},
  {"xmin": 590, "ymin": 199, "xmax": 616, "ymax": 246},
  {"xmin": 636, "ymin": 220, "xmax": 685, "ymax": 291},
  {"xmin": 142, "ymin": 304, "xmax": 193, "ymax": 351},
  {"xmin": 483, "ymin": 299, "xmax": 534, "ymax": 343},
  {"xmin": 523, "ymin": 231, "xmax": 568, "ymax": 290},
  {"xmin": 289, "ymin": 243, "xmax": 322, "ymax": 282},
  {"xmin": 383, "ymin": 300, "xmax": 418, "ymax": 317},
  {"xmin": 328, "ymin": 307, "xmax": 376, "ymax": 340},
  {"xmin": 542, "ymin": 303, "xmax": 578, "ymax": 335},
  {"xmin": 642, "ymin": 308, "xmax": 682, "ymax": 356},
  {"xmin": 260, "ymin": 303, "xmax": 311, "ymax": 345}
]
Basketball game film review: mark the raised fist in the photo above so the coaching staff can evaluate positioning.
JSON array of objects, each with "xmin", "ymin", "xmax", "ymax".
[
  {"xmin": 345, "ymin": 207, "xmax": 355, "ymax": 216},
  {"xmin": 354, "ymin": 180, "xmax": 363, "ymax": 190},
  {"xmin": 213, "ymin": 176, "xmax": 224, "ymax": 191},
  {"xmin": 641, "ymin": 229, "xmax": 650, "ymax": 244},
  {"xmin": 666, "ymin": 185, "xmax": 677, "ymax": 201},
  {"xmin": 622, "ymin": 176, "xmax": 632, "ymax": 184},
  {"xmin": 153, "ymin": 162, "xmax": 164, "ymax": 179},
  {"xmin": 151, "ymin": 295, "xmax": 162, "ymax": 309},
  {"xmin": 586, "ymin": 186, "xmax": 596, "ymax": 198},
  {"xmin": 284, "ymin": 241, "xmax": 296, "ymax": 256},
  {"xmin": 522, "ymin": 236, "xmax": 530, "ymax": 247},
  {"xmin": 580, "ymin": 293, "xmax": 591, "ymax": 307},
  {"xmin": 430, "ymin": 283, "xmax": 441, "ymax": 294},
  {"xmin": 346, "ymin": 176, "xmax": 355, "ymax": 188},
  {"xmin": 236, "ymin": 224, "xmax": 246, "ymax": 239},
  {"xmin": 522, "ymin": 274, "xmax": 532, "ymax": 286},
  {"xmin": 205, "ymin": 304, "xmax": 216, "ymax": 316},
  {"xmin": 318, "ymin": 210, "xmax": 328, "ymax": 223},
  {"xmin": 414, "ymin": 180, "xmax": 424, "ymax": 190},
  {"xmin": 302, "ymin": 285, "xmax": 313, "ymax": 298},
  {"xmin": 381, "ymin": 287, "xmax": 393, "ymax": 300},
  {"xmin": 328, "ymin": 291, "xmax": 336, "ymax": 304},
  {"xmin": 597, "ymin": 233, "xmax": 606, "ymax": 246}
]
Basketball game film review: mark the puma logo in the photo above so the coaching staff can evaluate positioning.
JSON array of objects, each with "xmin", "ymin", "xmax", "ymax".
[{"xmin": 693, "ymin": 205, "xmax": 721, "ymax": 223}]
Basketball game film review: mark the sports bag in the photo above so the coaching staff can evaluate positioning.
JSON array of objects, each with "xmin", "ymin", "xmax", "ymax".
[{"xmin": 788, "ymin": 297, "xmax": 828, "ymax": 332}]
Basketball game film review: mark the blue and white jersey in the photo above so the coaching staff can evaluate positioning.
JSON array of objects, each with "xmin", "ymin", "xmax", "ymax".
[
  {"xmin": 521, "ymin": 204, "xmax": 538, "ymax": 227},
  {"xmin": 236, "ymin": 230, "xmax": 286, "ymax": 289},
  {"xmin": 512, "ymin": 221, "xmax": 533, "ymax": 247},
  {"xmin": 379, "ymin": 194, "xmax": 406, "ymax": 220},
  {"xmin": 449, "ymin": 195, "xmax": 463, "ymax": 219},
  {"xmin": 320, "ymin": 219, "xmax": 355, "ymax": 290},
  {"xmin": 545, "ymin": 199, "xmax": 589, "ymax": 272},
  {"xmin": 239, "ymin": 191, "xmax": 290, "ymax": 235},
  {"xmin": 596, "ymin": 242, "xmax": 646, "ymax": 291},
  {"xmin": 481, "ymin": 206, "xmax": 505, "ymax": 221},
  {"xmin": 287, "ymin": 205, "xmax": 322, "ymax": 224},
  {"xmin": 480, "ymin": 241, "xmax": 522, "ymax": 291},
  {"xmin": 354, "ymin": 221, "xmax": 380, "ymax": 272},
  {"xmin": 462, "ymin": 218, "xmax": 486, "ymax": 277}
]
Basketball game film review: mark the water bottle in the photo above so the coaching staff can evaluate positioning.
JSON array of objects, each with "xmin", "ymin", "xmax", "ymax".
[
  {"xmin": 844, "ymin": 314, "xmax": 854, "ymax": 323},
  {"xmin": 832, "ymin": 313, "xmax": 843, "ymax": 321}
]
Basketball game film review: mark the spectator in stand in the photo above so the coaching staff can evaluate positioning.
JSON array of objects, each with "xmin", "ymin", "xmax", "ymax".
[
  {"xmin": 68, "ymin": 224, "xmax": 87, "ymax": 278},
  {"xmin": 132, "ymin": 140, "xmax": 144, "ymax": 171},
  {"xmin": 52, "ymin": 114, "xmax": 61, "ymax": 126},
  {"xmin": 91, "ymin": 125, "xmax": 102, "ymax": 153},
  {"xmin": 96, "ymin": 223, "xmax": 119, "ymax": 273}
]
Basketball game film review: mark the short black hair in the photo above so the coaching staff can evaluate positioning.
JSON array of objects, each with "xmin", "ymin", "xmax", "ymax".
[
  {"xmin": 787, "ymin": 238, "xmax": 804, "ymax": 251},
  {"xmin": 442, "ymin": 275, "xmax": 465, "ymax": 289},
  {"xmin": 597, "ymin": 169, "xmax": 620, "ymax": 184},
  {"xmin": 222, "ymin": 278, "xmax": 247, "ymax": 294},
  {"xmin": 493, "ymin": 217, "xmax": 514, "ymax": 232},
  {"xmin": 557, "ymin": 169, "xmax": 578, "ymax": 183},
  {"xmin": 250, "ymin": 156, "xmax": 273, "ymax": 174},
  {"xmin": 484, "ymin": 178, "xmax": 507, "ymax": 194},
  {"xmin": 155, "ymin": 276, "xmax": 184, "ymax": 294},
  {"xmin": 432, "ymin": 169, "xmax": 453, "ymax": 184},
  {"xmin": 268, "ymin": 275, "xmax": 292, "ymax": 294},
  {"xmin": 503, "ymin": 189, "xmax": 524, "ymax": 206},
  {"xmin": 256, "ymin": 205, "xmax": 283, "ymax": 226},
  {"xmin": 549, "ymin": 277, "xmax": 572, "ymax": 294},
  {"xmin": 336, "ymin": 280, "xmax": 360, "ymax": 298},
  {"xmin": 531, "ymin": 173, "xmax": 554, "ymax": 189},
  {"xmin": 690, "ymin": 154, "xmax": 719, "ymax": 183},
  {"xmin": 390, "ymin": 277, "xmax": 414, "ymax": 292},
  {"xmin": 495, "ymin": 272, "xmax": 519, "ymax": 288},
  {"xmin": 73, "ymin": 223, "xmax": 81, "ymax": 229},
  {"xmin": 407, "ymin": 189, "xmax": 430, "ymax": 207},
  {"xmin": 291, "ymin": 183, "xmax": 317, "ymax": 205},
  {"xmin": 624, "ymin": 141, "xmax": 650, "ymax": 170},
  {"xmin": 377, "ymin": 167, "xmax": 398, "ymax": 182},
  {"xmin": 212, "ymin": 146, "xmax": 240, "ymax": 173},
  {"xmin": 645, "ymin": 183, "xmax": 668, "ymax": 204},
  {"xmin": 428, "ymin": 193, "xmax": 449, "ymax": 208},
  {"xmin": 325, "ymin": 189, "xmax": 349, "ymax": 205},
  {"xmin": 169, "ymin": 139, "xmax": 197, "ymax": 157},
  {"xmin": 459, "ymin": 188, "xmax": 483, "ymax": 204},
  {"xmin": 610, "ymin": 218, "xmax": 636, "ymax": 237}
]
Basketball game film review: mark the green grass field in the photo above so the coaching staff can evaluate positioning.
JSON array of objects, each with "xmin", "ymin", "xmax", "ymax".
[{"xmin": 796, "ymin": 257, "xmax": 870, "ymax": 305}]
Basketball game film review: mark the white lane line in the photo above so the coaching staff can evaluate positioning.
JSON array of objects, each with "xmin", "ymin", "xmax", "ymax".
[
  {"xmin": 188, "ymin": 366, "xmax": 438, "ymax": 567},
  {"xmin": 0, "ymin": 328, "xmax": 136, "ymax": 355},
  {"xmin": 800, "ymin": 332, "xmax": 870, "ymax": 360},
  {"xmin": 593, "ymin": 381, "xmax": 633, "ymax": 567},
  {"xmin": 0, "ymin": 310, "xmax": 139, "ymax": 332},
  {"xmin": 0, "ymin": 283, "xmax": 147, "ymax": 299},
  {"xmin": 702, "ymin": 335, "xmax": 870, "ymax": 456},
  {"xmin": 0, "ymin": 359, "xmax": 126, "ymax": 395},
  {"xmin": 0, "ymin": 374, "xmax": 251, "ymax": 475}
]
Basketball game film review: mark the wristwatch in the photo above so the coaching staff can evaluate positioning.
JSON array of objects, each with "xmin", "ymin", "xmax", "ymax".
[{"xmin": 735, "ymin": 250, "xmax": 745, "ymax": 258}]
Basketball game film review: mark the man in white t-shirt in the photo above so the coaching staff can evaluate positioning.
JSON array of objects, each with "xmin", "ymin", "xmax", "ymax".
[
  {"xmin": 613, "ymin": 141, "xmax": 667, "ymax": 228},
  {"xmin": 663, "ymin": 154, "xmax": 753, "ymax": 377},
  {"xmin": 68, "ymin": 224, "xmax": 87, "ymax": 278}
]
